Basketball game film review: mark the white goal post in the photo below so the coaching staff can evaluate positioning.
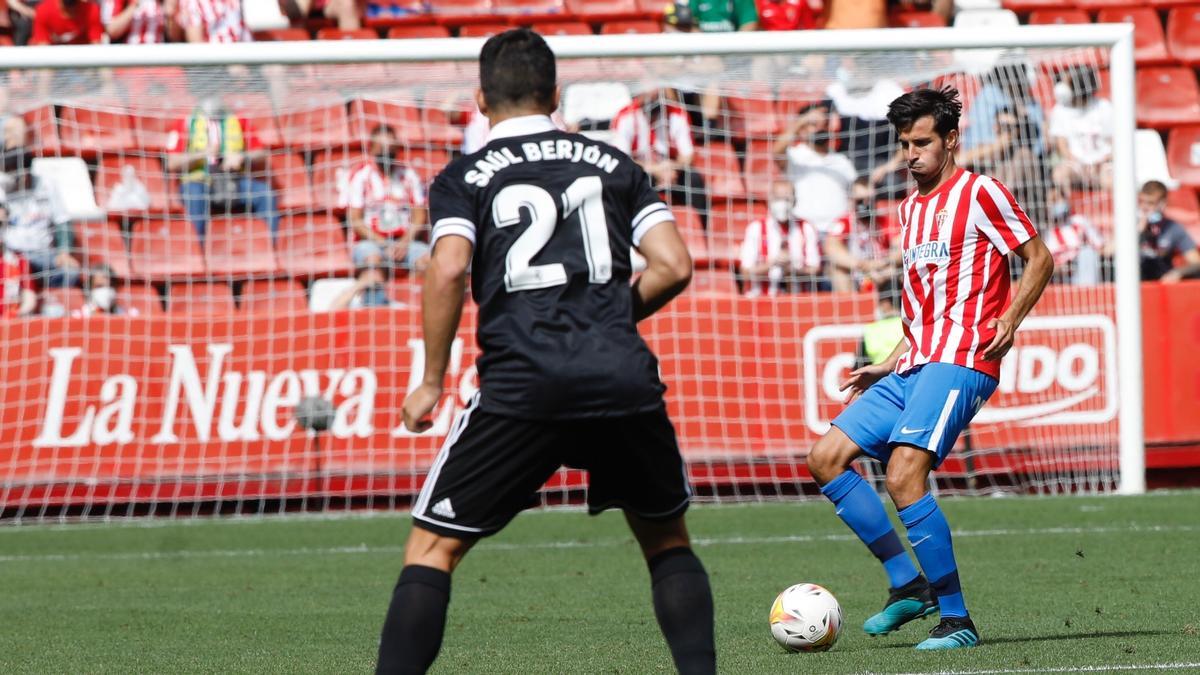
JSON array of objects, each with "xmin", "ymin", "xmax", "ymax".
[{"xmin": 0, "ymin": 24, "xmax": 1144, "ymax": 521}]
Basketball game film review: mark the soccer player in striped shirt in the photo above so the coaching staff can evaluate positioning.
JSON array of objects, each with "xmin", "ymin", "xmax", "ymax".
[{"xmin": 806, "ymin": 87, "xmax": 1054, "ymax": 650}]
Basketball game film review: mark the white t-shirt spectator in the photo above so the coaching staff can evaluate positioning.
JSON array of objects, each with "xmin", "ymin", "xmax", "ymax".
[
  {"xmin": 340, "ymin": 160, "xmax": 426, "ymax": 241},
  {"xmin": 611, "ymin": 101, "xmax": 694, "ymax": 162},
  {"xmin": 1049, "ymin": 98, "xmax": 1113, "ymax": 167},
  {"xmin": 177, "ymin": 0, "xmax": 251, "ymax": 43},
  {"xmin": 3, "ymin": 180, "xmax": 69, "ymax": 255},
  {"xmin": 739, "ymin": 215, "xmax": 820, "ymax": 296},
  {"xmin": 786, "ymin": 143, "xmax": 857, "ymax": 232}
]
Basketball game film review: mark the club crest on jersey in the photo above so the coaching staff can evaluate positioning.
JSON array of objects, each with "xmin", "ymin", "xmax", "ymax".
[
  {"xmin": 935, "ymin": 208, "xmax": 949, "ymax": 229},
  {"xmin": 903, "ymin": 241, "xmax": 951, "ymax": 267}
]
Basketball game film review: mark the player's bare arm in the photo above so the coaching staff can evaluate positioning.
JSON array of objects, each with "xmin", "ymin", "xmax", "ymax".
[
  {"xmin": 839, "ymin": 338, "xmax": 907, "ymax": 403},
  {"xmin": 632, "ymin": 220, "xmax": 693, "ymax": 322},
  {"xmin": 980, "ymin": 235, "xmax": 1054, "ymax": 362},
  {"xmin": 402, "ymin": 235, "xmax": 472, "ymax": 432}
]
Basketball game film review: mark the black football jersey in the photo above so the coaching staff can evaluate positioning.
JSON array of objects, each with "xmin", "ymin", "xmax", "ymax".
[{"xmin": 428, "ymin": 116, "xmax": 675, "ymax": 420}]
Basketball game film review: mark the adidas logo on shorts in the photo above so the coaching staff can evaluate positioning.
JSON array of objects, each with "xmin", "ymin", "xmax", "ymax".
[{"xmin": 431, "ymin": 498, "xmax": 456, "ymax": 519}]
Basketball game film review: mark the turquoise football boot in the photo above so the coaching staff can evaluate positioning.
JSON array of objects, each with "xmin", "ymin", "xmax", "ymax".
[
  {"xmin": 915, "ymin": 616, "xmax": 981, "ymax": 650},
  {"xmin": 863, "ymin": 575, "xmax": 938, "ymax": 636}
]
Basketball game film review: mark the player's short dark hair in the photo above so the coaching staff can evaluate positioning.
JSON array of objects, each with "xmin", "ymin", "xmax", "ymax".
[
  {"xmin": 479, "ymin": 29, "xmax": 557, "ymax": 114},
  {"xmin": 1140, "ymin": 180, "xmax": 1168, "ymax": 199},
  {"xmin": 886, "ymin": 87, "xmax": 962, "ymax": 137}
]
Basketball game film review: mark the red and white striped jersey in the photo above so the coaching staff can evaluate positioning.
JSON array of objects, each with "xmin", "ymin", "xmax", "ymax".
[
  {"xmin": 610, "ymin": 101, "xmax": 694, "ymax": 162},
  {"xmin": 1, "ymin": 251, "xmax": 32, "ymax": 318},
  {"xmin": 894, "ymin": 168, "xmax": 1037, "ymax": 379},
  {"xmin": 100, "ymin": 0, "xmax": 166, "ymax": 44},
  {"xmin": 739, "ymin": 216, "xmax": 820, "ymax": 296},
  {"xmin": 176, "ymin": 0, "xmax": 251, "ymax": 43},
  {"xmin": 1044, "ymin": 214, "xmax": 1103, "ymax": 266},
  {"xmin": 341, "ymin": 160, "xmax": 426, "ymax": 240}
]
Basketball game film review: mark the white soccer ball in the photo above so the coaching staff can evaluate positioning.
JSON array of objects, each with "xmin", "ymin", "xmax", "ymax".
[{"xmin": 768, "ymin": 583, "xmax": 844, "ymax": 652}]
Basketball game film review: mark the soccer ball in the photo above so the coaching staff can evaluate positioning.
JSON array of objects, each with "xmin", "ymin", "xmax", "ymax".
[{"xmin": 768, "ymin": 583, "xmax": 843, "ymax": 652}]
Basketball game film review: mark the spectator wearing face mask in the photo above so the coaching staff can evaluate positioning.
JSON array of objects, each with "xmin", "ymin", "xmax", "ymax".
[
  {"xmin": 342, "ymin": 124, "xmax": 429, "ymax": 272},
  {"xmin": 1138, "ymin": 180, "xmax": 1200, "ymax": 283},
  {"xmin": 738, "ymin": 179, "xmax": 821, "ymax": 297},
  {"xmin": 823, "ymin": 177, "xmax": 895, "ymax": 292},
  {"xmin": 329, "ymin": 249, "xmax": 396, "ymax": 310},
  {"xmin": 0, "ymin": 221, "xmax": 37, "ymax": 318},
  {"xmin": 1042, "ymin": 190, "xmax": 1107, "ymax": 286},
  {"xmin": 71, "ymin": 264, "xmax": 138, "ymax": 317}
]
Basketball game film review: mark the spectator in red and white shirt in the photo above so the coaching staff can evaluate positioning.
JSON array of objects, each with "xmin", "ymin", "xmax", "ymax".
[
  {"xmin": 0, "ymin": 246, "xmax": 37, "ymax": 318},
  {"xmin": 611, "ymin": 89, "xmax": 709, "ymax": 225},
  {"xmin": 342, "ymin": 124, "xmax": 429, "ymax": 271},
  {"xmin": 756, "ymin": 0, "xmax": 819, "ymax": 31},
  {"xmin": 100, "ymin": 0, "xmax": 173, "ymax": 43},
  {"xmin": 177, "ymin": 0, "xmax": 250, "ymax": 43},
  {"xmin": 1043, "ymin": 193, "xmax": 1106, "ymax": 286},
  {"xmin": 29, "ymin": 0, "xmax": 102, "ymax": 44},
  {"xmin": 738, "ymin": 180, "xmax": 821, "ymax": 296}
]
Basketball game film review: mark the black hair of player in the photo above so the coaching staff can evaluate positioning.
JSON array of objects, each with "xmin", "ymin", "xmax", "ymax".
[
  {"xmin": 479, "ymin": 29, "xmax": 557, "ymax": 114},
  {"xmin": 885, "ymin": 87, "xmax": 962, "ymax": 138}
]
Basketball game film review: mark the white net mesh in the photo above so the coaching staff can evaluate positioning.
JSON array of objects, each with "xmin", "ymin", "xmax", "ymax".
[{"xmin": 0, "ymin": 40, "xmax": 1126, "ymax": 521}]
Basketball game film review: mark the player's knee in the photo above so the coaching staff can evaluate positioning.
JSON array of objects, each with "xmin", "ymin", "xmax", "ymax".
[
  {"xmin": 807, "ymin": 435, "xmax": 846, "ymax": 485},
  {"xmin": 404, "ymin": 527, "xmax": 475, "ymax": 572},
  {"xmin": 884, "ymin": 457, "xmax": 928, "ymax": 508}
]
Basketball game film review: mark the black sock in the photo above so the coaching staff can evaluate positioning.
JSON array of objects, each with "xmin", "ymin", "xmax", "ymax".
[
  {"xmin": 647, "ymin": 547, "xmax": 716, "ymax": 675},
  {"xmin": 375, "ymin": 565, "xmax": 451, "ymax": 675}
]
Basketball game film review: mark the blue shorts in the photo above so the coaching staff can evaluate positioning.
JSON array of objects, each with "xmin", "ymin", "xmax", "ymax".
[{"xmin": 831, "ymin": 362, "xmax": 998, "ymax": 468}]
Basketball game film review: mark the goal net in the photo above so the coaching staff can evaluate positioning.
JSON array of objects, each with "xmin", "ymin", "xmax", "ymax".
[{"xmin": 0, "ymin": 27, "xmax": 1141, "ymax": 522}]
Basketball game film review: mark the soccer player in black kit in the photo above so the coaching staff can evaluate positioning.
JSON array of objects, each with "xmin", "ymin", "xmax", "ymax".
[{"xmin": 374, "ymin": 29, "xmax": 717, "ymax": 675}]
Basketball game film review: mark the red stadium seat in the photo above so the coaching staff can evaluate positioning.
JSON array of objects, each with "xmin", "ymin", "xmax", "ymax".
[
  {"xmin": 566, "ymin": 0, "xmax": 641, "ymax": 21},
  {"xmin": 223, "ymin": 94, "xmax": 283, "ymax": 149},
  {"xmin": 1096, "ymin": 8, "xmax": 1170, "ymax": 65},
  {"xmin": 349, "ymin": 98, "xmax": 425, "ymax": 146},
  {"xmin": 459, "ymin": 22, "xmax": 509, "ymax": 36},
  {"xmin": 23, "ymin": 106, "xmax": 62, "ymax": 156},
  {"xmin": 1166, "ymin": 187, "xmax": 1200, "ymax": 226},
  {"xmin": 688, "ymin": 268, "xmax": 738, "ymax": 295},
  {"xmin": 169, "ymin": 282, "xmax": 236, "ymax": 314},
  {"xmin": 402, "ymin": 147, "xmax": 450, "ymax": 184},
  {"xmin": 311, "ymin": 150, "xmax": 369, "ymax": 211},
  {"xmin": 428, "ymin": 0, "xmax": 495, "ymax": 24},
  {"xmin": 66, "ymin": 108, "xmax": 126, "ymax": 159},
  {"xmin": 1137, "ymin": 68, "xmax": 1200, "ymax": 128},
  {"xmin": 1166, "ymin": 124, "xmax": 1200, "ymax": 188},
  {"xmin": 129, "ymin": 218, "xmax": 206, "ymax": 281},
  {"xmin": 421, "ymin": 106, "xmax": 463, "ymax": 146},
  {"xmin": 742, "ymin": 141, "xmax": 783, "ymax": 202},
  {"xmin": 205, "ymin": 217, "xmax": 278, "ymax": 278},
  {"xmin": 1078, "ymin": 0, "xmax": 1140, "ymax": 8},
  {"xmin": 129, "ymin": 112, "xmax": 179, "ymax": 151},
  {"xmin": 117, "ymin": 67, "xmax": 193, "ymax": 109},
  {"xmin": 276, "ymin": 213, "xmax": 353, "ymax": 278},
  {"xmin": 889, "ymin": 10, "xmax": 946, "ymax": 27},
  {"xmin": 726, "ymin": 84, "xmax": 781, "ymax": 140},
  {"xmin": 493, "ymin": 0, "xmax": 568, "ymax": 21},
  {"xmin": 254, "ymin": 28, "xmax": 311, "ymax": 40},
  {"xmin": 600, "ymin": 19, "xmax": 660, "ymax": 32},
  {"xmin": 533, "ymin": 21, "xmax": 593, "ymax": 34},
  {"xmin": 776, "ymin": 80, "xmax": 829, "ymax": 123},
  {"xmin": 94, "ymin": 155, "xmax": 179, "ymax": 215},
  {"xmin": 387, "ymin": 25, "xmax": 452, "ymax": 37},
  {"xmin": 43, "ymin": 288, "xmax": 88, "ymax": 315},
  {"xmin": 277, "ymin": 103, "xmax": 353, "ymax": 151},
  {"xmin": 693, "ymin": 143, "xmax": 747, "ymax": 200},
  {"xmin": 1000, "ymin": 0, "xmax": 1068, "ymax": 12},
  {"xmin": 671, "ymin": 206, "xmax": 710, "ymax": 267},
  {"xmin": 267, "ymin": 153, "xmax": 315, "ymax": 212},
  {"xmin": 239, "ymin": 279, "xmax": 309, "ymax": 314},
  {"xmin": 1028, "ymin": 8, "xmax": 1090, "ymax": 24},
  {"xmin": 1167, "ymin": 6, "xmax": 1200, "ymax": 65},
  {"xmin": 119, "ymin": 283, "xmax": 165, "ymax": 314},
  {"xmin": 75, "ymin": 220, "xmax": 133, "ymax": 279},
  {"xmin": 707, "ymin": 200, "xmax": 764, "ymax": 263},
  {"xmin": 316, "ymin": 27, "xmax": 380, "ymax": 39}
]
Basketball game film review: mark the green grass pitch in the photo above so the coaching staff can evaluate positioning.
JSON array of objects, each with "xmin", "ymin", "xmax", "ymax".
[{"xmin": 2, "ymin": 492, "xmax": 1199, "ymax": 673}]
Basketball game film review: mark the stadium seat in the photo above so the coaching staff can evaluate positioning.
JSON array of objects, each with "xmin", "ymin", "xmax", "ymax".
[
  {"xmin": 776, "ymin": 80, "xmax": 829, "ymax": 122},
  {"xmin": 277, "ymin": 102, "xmax": 353, "ymax": 151},
  {"xmin": 94, "ymin": 155, "xmax": 179, "ymax": 214},
  {"xmin": 42, "ymin": 288, "xmax": 88, "ymax": 316},
  {"xmin": 311, "ymin": 150, "xmax": 369, "ymax": 211},
  {"xmin": 349, "ymin": 98, "xmax": 425, "ymax": 145},
  {"xmin": 565, "ymin": 0, "xmax": 641, "ymax": 21},
  {"xmin": 1001, "ymin": 0, "xmax": 1069, "ymax": 11},
  {"xmin": 57, "ymin": 106, "xmax": 135, "ymax": 156},
  {"xmin": 726, "ymin": 84, "xmax": 781, "ymax": 140},
  {"xmin": 316, "ymin": 27, "xmax": 380, "ymax": 39},
  {"xmin": 953, "ymin": 8, "xmax": 1018, "ymax": 28},
  {"xmin": 254, "ymin": 28, "xmax": 311, "ymax": 40},
  {"xmin": 1135, "ymin": 128, "xmax": 1177, "ymax": 189},
  {"xmin": 600, "ymin": 19, "xmax": 660, "ymax": 32},
  {"xmin": 707, "ymin": 201, "xmax": 764, "ymax": 263},
  {"xmin": 267, "ymin": 152, "xmax": 315, "ymax": 212},
  {"xmin": 1167, "ymin": 6, "xmax": 1200, "ymax": 65},
  {"xmin": 1028, "ymin": 9, "xmax": 1090, "ymax": 24},
  {"xmin": 533, "ymin": 21, "xmax": 593, "ymax": 34},
  {"xmin": 402, "ymin": 147, "xmax": 450, "ymax": 183},
  {"xmin": 239, "ymin": 279, "xmax": 310, "ymax": 314},
  {"xmin": 693, "ymin": 144, "xmax": 747, "ymax": 200},
  {"xmin": 129, "ymin": 112, "xmax": 180, "ymax": 150},
  {"xmin": 428, "ymin": 0, "xmax": 495, "ymax": 24},
  {"xmin": 117, "ymin": 67, "xmax": 194, "ymax": 109},
  {"xmin": 32, "ymin": 157, "xmax": 103, "ymax": 221},
  {"xmin": 22, "ymin": 106, "xmax": 61, "ymax": 156},
  {"xmin": 742, "ymin": 141, "xmax": 783, "ymax": 202},
  {"xmin": 889, "ymin": 10, "xmax": 947, "ymax": 27},
  {"xmin": 309, "ymin": 277, "xmax": 358, "ymax": 311},
  {"xmin": 169, "ymin": 282, "xmax": 236, "ymax": 314},
  {"xmin": 1078, "ymin": 0, "xmax": 1144, "ymax": 8},
  {"xmin": 459, "ymin": 22, "xmax": 509, "ymax": 36},
  {"xmin": 1070, "ymin": 190, "xmax": 1113, "ymax": 233},
  {"xmin": 1096, "ymin": 8, "xmax": 1171, "ymax": 65},
  {"xmin": 119, "ymin": 283, "xmax": 165, "ymax": 314},
  {"xmin": 387, "ymin": 25, "xmax": 452, "ymax": 37},
  {"xmin": 689, "ymin": 268, "xmax": 738, "ymax": 295},
  {"xmin": 494, "ymin": 0, "xmax": 568, "ymax": 21},
  {"xmin": 672, "ymin": 206, "xmax": 710, "ymax": 267},
  {"xmin": 222, "ymin": 93, "xmax": 283, "ymax": 149},
  {"xmin": 421, "ymin": 106, "xmax": 464, "ymax": 146},
  {"xmin": 1136, "ymin": 68, "xmax": 1200, "ymax": 128},
  {"xmin": 1166, "ymin": 186, "xmax": 1200, "ymax": 226},
  {"xmin": 75, "ymin": 220, "xmax": 133, "ymax": 280},
  {"xmin": 276, "ymin": 213, "xmax": 354, "ymax": 278},
  {"xmin": 205, "ymin": 217, "xmax": 278, "ymax": 278},
  {"xmin": 1166, "ymin": 124, "xmax": 1200, "ymax": 188},
  {"xmin": 129, "ymin": 218, "xmax": 206, "ymax": 281}
]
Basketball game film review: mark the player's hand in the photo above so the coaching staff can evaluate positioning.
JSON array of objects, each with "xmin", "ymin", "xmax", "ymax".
[
  {"xmin": 980, "ymin": 317, "xmax": 1017, "ymax": 361},
  {"xmin": 838, "ymin": 363, "xmax": 891, "ymax": 404},
  {"xmin": 402, "ymin": 382, "xmax": 442, "ymax": 433}
]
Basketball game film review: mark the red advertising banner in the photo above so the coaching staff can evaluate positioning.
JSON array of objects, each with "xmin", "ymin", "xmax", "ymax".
[{"xmin": 1, "ymin": 283, "xmax": 1197, "ymax": 506}]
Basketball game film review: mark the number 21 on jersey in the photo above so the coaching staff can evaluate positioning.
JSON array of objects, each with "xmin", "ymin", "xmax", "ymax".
[{"xmin": 492, "ymin": 175, "xmax": 613, "ymax": 292}]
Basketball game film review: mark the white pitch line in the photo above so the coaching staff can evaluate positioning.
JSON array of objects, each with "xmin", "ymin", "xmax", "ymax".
[
  {"xmin": 0, "ymin": 522, "xmax": 1195, "ymax": 565},
  {"xmin": 882, "ymin": 662, "xmax": 1200, "ymax": 675}
]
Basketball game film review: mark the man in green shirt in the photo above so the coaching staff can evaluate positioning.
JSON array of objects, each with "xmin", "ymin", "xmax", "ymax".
[
  {"xmin": 690, "ymin": 0, "xmax": 757, "ymax": 32},
  {"xmin": 858, "ymin": 276, "xmax": 905, "ymax": 367}
]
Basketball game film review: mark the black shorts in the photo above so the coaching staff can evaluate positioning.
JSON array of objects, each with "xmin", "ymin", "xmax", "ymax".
[{"xmin": 412, "ymin": 395, "xmax": 691, "ymax": 538}]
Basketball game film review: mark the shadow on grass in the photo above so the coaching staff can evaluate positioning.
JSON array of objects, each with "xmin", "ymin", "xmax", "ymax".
[{"xmin": 879, "ymin": 629, "xmax": 1173, "ymax": 649}]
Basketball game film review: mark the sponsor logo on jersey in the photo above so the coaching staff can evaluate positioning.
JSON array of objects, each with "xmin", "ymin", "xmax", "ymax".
[{"xmin": 903, "ymin": 241, "xmax": 951, "ymax": 268}]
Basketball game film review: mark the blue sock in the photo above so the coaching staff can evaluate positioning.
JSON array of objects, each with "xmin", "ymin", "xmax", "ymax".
[
  {"xmin": 820, "ymin": 470, "xmax": 920, "ymax": 589},
  {"xmin": 899, "ymin": 493, "xmax": 968, "ymax": 619}
]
